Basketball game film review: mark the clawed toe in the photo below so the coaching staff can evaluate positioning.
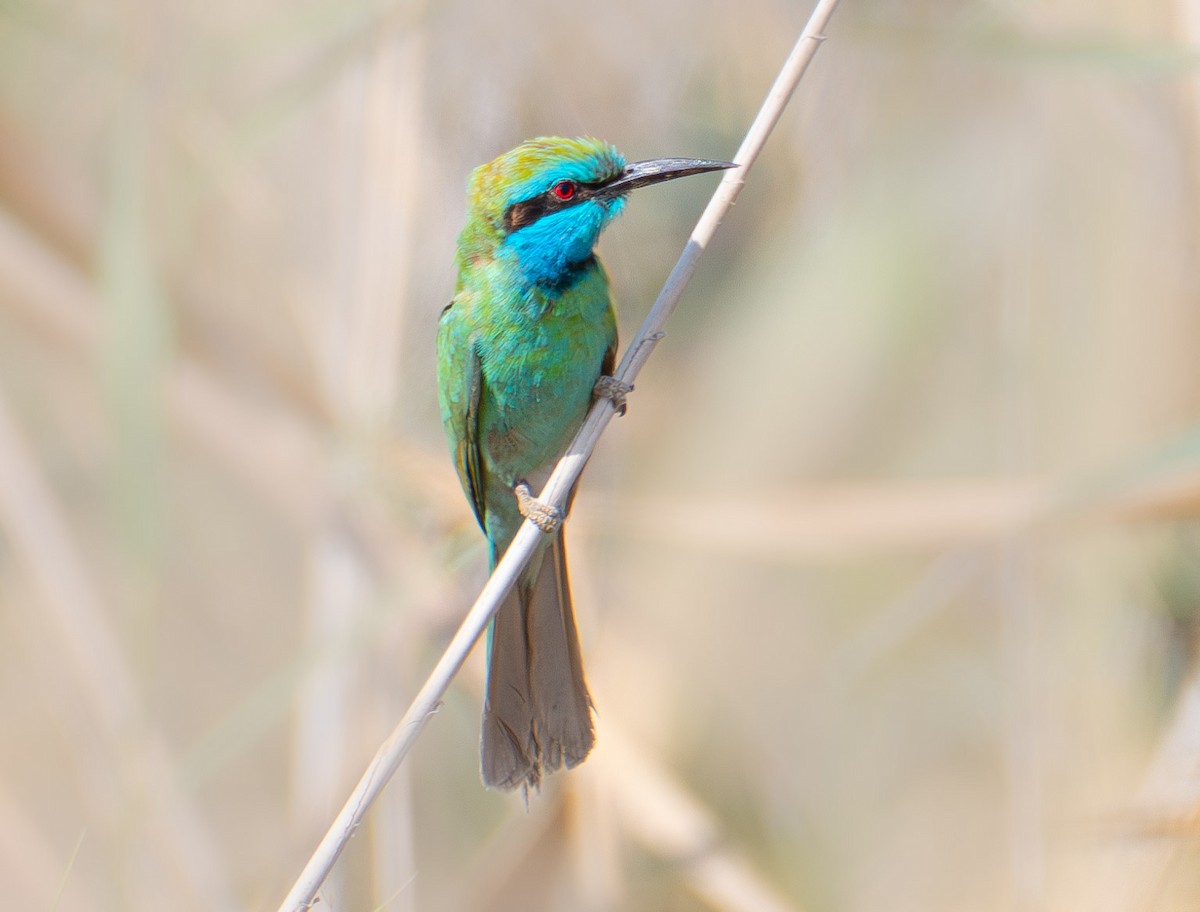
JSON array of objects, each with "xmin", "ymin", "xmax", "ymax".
[
  {"xmin": 515, "ymin": 482, "xmax": 564, "ymax": 534},
  {"xmin": 593, "ymin": 375, "xmax": 634, "ymax": 416}
]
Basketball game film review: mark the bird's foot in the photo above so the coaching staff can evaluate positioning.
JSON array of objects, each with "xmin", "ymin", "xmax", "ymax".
[
  {"xmin": 593, "ymin": 375, "xmax": 634, "ymax": 416},
  {"xmin": 515, "ymin": 481, "xmax": 564, "ymax": 534}
]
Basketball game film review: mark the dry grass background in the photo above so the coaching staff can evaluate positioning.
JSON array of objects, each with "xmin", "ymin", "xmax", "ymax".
[{"xmin": 2, "ymin": 0, "xmax": 1200, "ymax": 910}]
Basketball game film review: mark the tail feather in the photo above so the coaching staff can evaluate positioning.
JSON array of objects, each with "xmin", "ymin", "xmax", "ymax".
[
  {"xmin": 481, "ymin": 583, "xmax": 538, "ymax": 790},
  {"xmin": 481, "ymin": 531, "xmax": 594, "ymax": 791}
]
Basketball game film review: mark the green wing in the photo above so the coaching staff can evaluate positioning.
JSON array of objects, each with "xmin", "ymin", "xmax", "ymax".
[
  {"xmin": 436, "ymin": 300, "xmax": 487, "ymax": 530},
  {"xmin": 601, "ymin": 334, "xmax": 617, "ymax": 379}
]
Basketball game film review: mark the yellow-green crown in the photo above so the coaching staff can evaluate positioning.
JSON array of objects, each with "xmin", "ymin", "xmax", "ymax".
[{"xmin": 467, "ymin": 136, "xmax": 625, "ymax": 229}]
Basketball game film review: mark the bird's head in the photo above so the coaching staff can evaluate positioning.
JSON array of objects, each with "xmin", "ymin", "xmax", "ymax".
[{"xmin": 464, "ymin": 136, "xmax": 732, "ymax": 289}]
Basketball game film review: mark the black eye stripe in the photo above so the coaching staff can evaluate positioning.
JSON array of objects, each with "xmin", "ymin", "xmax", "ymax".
[
  {"xmin": 503, "ymin": 198, "xmax": 550, "ymax": 232},
  {"xmin": 502, "ymin": 182, "xmax": 603, "ymax": 233}
]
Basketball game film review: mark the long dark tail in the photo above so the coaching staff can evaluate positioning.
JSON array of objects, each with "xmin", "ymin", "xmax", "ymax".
[{"xmin": 481, "ymin": 530, "xmax": 594, "ymax": 791}]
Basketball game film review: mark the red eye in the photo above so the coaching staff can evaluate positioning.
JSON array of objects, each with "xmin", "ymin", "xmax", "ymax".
[{"xmin": 552, "ymin": 180, "xmax": 576, "ymax": 201}]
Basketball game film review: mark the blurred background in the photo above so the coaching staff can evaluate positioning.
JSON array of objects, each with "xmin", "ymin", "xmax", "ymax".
[{"xmin": 2, "ymin": 0, "xmax": 1200, "ymax": 909}]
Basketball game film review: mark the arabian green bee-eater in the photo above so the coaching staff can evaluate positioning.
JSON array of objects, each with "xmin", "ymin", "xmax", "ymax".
[{"xmin": 437, "ymin": 136, "xmax": 732, "ymax": 791}]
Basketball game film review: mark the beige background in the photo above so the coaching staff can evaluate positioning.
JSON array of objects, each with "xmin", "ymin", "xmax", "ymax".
[{"xmin": 1, "ymin": 0, "xmax": 1199, "ymax": 910}]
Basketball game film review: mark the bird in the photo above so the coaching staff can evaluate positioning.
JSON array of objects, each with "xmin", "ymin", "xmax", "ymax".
[{"xmin": 436, "ymin": 136, "xmax": 732, "ymax": 791}]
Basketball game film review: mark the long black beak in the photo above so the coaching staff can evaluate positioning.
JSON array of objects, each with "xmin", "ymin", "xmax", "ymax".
[{"xmin": 595, "ymin": 157, "xmax": 736, "ymax": 200}]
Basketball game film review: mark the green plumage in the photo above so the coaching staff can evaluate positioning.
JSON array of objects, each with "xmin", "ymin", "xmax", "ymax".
[{"xmin": 437, "ymin": 136, "xmax": 730, "ymax": 790}]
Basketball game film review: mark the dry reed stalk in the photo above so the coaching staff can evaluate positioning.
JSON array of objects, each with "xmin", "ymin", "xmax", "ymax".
[{"xmin": 274, "ymin": 2, "xmax": 843, "ymax": 907}]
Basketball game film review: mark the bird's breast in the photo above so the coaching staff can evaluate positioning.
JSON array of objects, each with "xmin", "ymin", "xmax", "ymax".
[{"xmin": 477, "ymin": 266, "xmax": 616, "ymax": 477}]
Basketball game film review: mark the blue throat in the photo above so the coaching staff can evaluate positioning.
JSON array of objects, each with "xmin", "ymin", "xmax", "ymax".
[{"xmin": 503, "ymin": 198, "xmax": 625, "ymax": 289}]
